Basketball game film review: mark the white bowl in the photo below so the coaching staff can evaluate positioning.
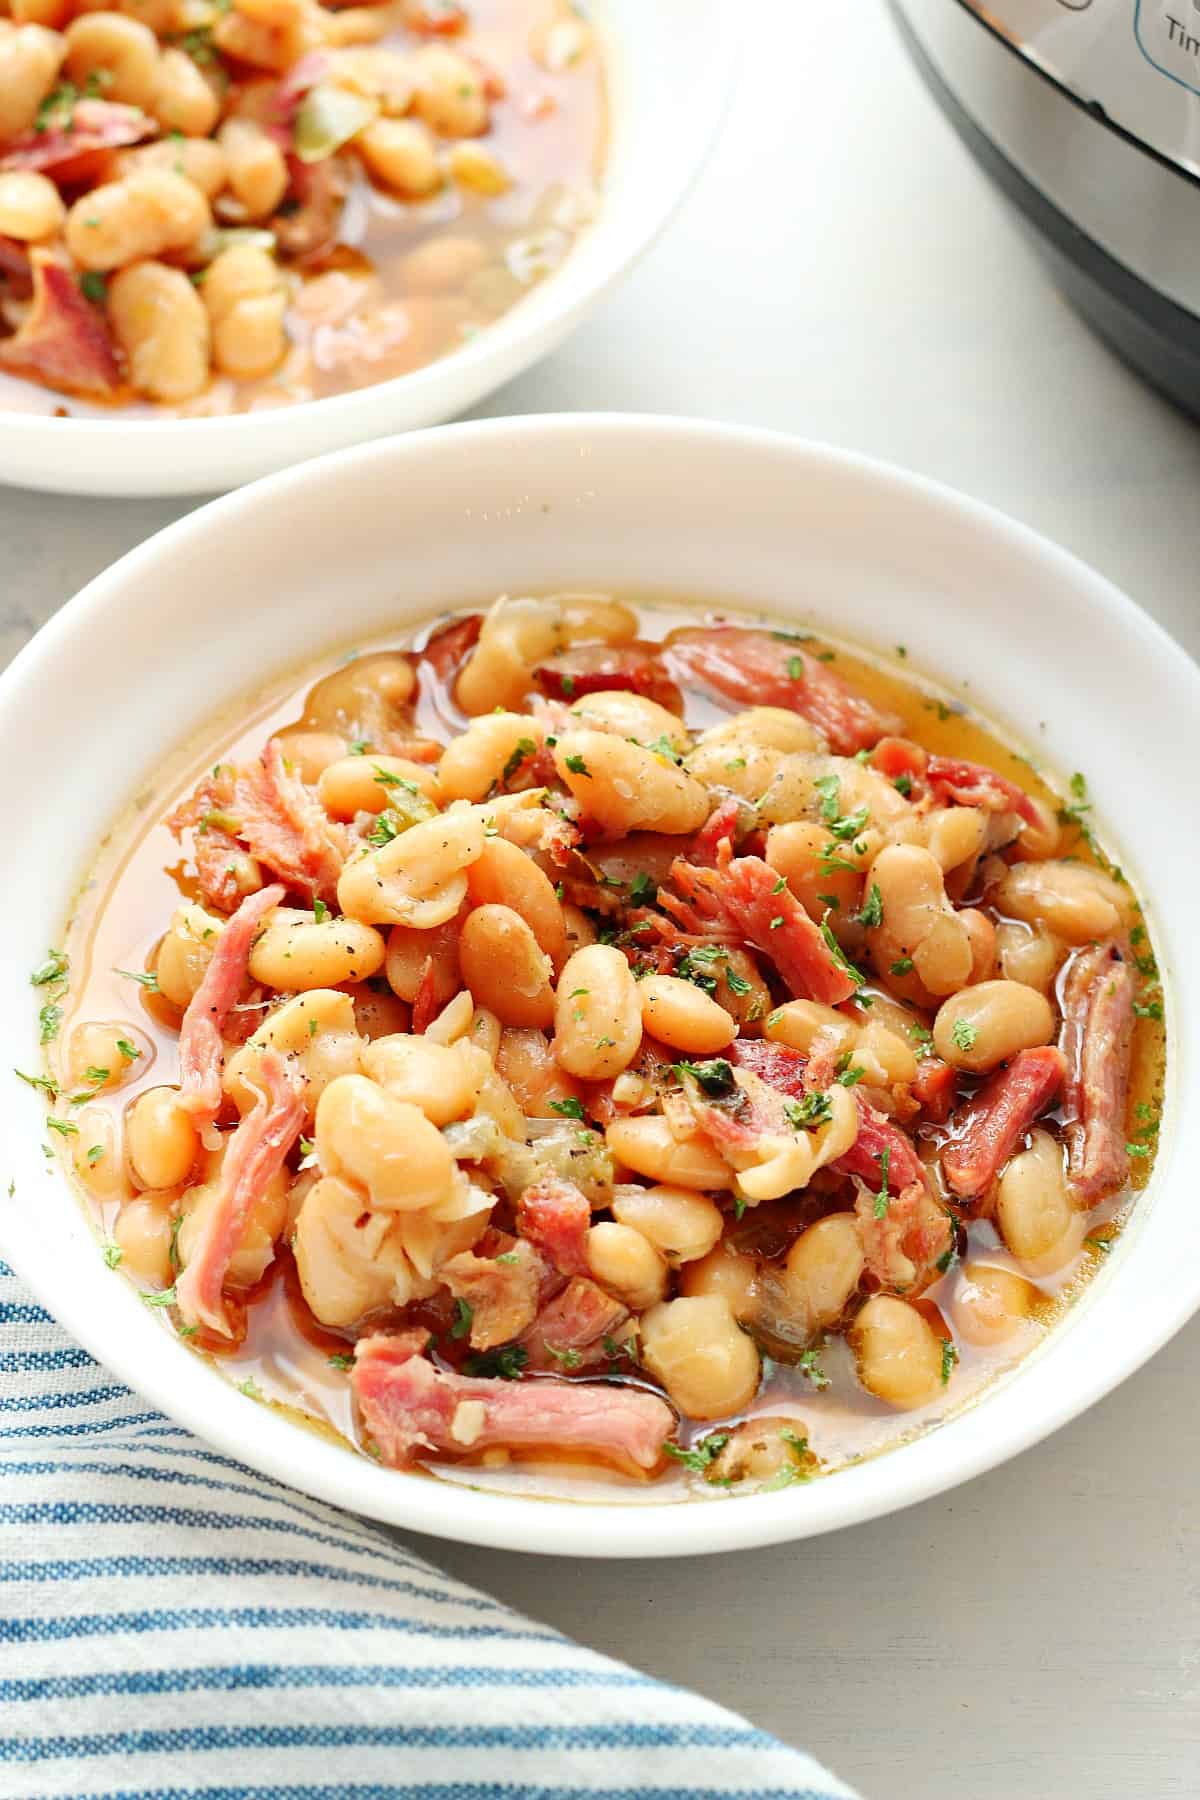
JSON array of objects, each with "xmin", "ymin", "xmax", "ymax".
[
  {"xmin": 0, "ymin": 2, "xmax": 737, "ymax": 499},
  {"xmin": 1, "ymin": 414, "xmax": 1193, "ymax": 1557}
]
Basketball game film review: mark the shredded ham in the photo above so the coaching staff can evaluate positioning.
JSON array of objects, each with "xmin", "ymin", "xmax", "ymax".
[
  {"xmin": 419, "ymin": 612, "xmax": 483, "ymax": 681},
  {"xmin": 520, "ymin": 1276, "xmax": 628, "ymax": 1372},
  {"xmin": 234, "ymin": 738, "xmax": 345, "ymax": 905},
  {"xmin": 854, "ymin": 1177, "xmax": 952, "ymax": 1295},
  {"xmin": 665, "ymin": 849, "xmax": 855, "ymax": 1005},
  {"xmin": 175, "ymin": 1048, "xmax": 306, "ymax": 1337},
  {"xmin": 517, "ymin": 1175, "xmax": 590, "ymax": 1276},
  {"xmin": 0, "ymin": 235, "xmax": 32, "ymax": 295},
  {"xmin": 0, "ymin": 251, "xmax": 119, "ymax": 397},
  {"xmin": 1060, "ymin": 943, "xmax": 1134, "ymax": 1203},
  {"xmin": 177, "ymin": 882, "xmax": 285, "ymax": 1127},
  {"xmin": 664, "ymin": 627, "xmax": 901, "ymax": 754},
  {"xmin": 911, "ymin": 1056, "xmax": 957, "ymax": 1123},
  {"xmin": 353, "ymin": 1329, "xmax": 672, "ymax": 1471},
  {"xmin": 688, "ymin": 796, "xmax": 742, "ymax": 869},
  {"xmin": 271, "ymin": 153, "xmax": 348, "ymax": 263},
  {"xmin": 533, "ymin": 642, "xmax": 683, "ymax": 712},
  {"xmin": 441, "ymin": 1239, "xmax": 544, "ymax": 1350},
  {"xmin": 925, "ymin": 754, "xmax": 1040, "ymax": 826},
  {"xmin": 727, "ymin": 1038, "xmax": 924, "ymax": 1190},
  {"xmin": 0, "ymin": 99, "xmax": 152, "ymax": 174},
  {"xmin": 942, "ymin": 1045, "xmax": 1066, "ymax": 1203}
]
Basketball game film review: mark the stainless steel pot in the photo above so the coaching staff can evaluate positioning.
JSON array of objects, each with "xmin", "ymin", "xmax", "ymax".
[{"xmin": 889, "ymin": 0, "xmax": 1200, "ymax": 413}]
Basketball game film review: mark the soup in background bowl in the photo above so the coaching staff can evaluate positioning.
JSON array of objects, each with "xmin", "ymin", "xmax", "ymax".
[
  {"xmin": 0, "ymin": 416, "xmax": 1190, "ymax": 1556},
  {"xmin": 0, "ymin": 0, "xmax": 605, "ymax": 418}
]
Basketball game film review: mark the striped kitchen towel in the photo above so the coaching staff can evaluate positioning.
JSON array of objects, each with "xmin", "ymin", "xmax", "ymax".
[{"xmin": 0, "ymin": 1261, "xmax": 860, "ymax": 1800}]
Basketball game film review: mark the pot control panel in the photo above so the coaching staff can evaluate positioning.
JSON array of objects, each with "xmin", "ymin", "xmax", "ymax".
[{"xmin": 955, "ymin": 0, "xmax": 1200, "ymax": 180}]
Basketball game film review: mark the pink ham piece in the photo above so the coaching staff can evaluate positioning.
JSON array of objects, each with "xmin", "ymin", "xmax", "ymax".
[
  {"xmin": 520, "ymin": 1276, "xmax": 628, "ymax": 1372},
  {"xmin": 0, "ymin": 100, "xmax": 153, "ymax": 174},
  {"xmin": 688, "ymin": 796, "xmax": 742, "ymax": 869},
  {"xmin": 353, "ymin": 1330, "xmax": 673, "ymax": 1472},
  {"xmin": 0, "ymin": 235, "xmax": 32, "ymax": 295},
  {"xmin": 177, "ymin": 882, "xmax": 286, "ymax": 1127},
  {"xmin": 665, "ymin": 851, "xmax": 856, "ymax": 1005},
  {"xmin": 942, "ymin": 1045, "xmax": 1066, "ymax": 1203},
  {"xmin": 234, "ymin": 738, "xmax": 345, "ymax": 905},
  {"xmin": 533, "ymin": 643, "xmax": 683, "ymax": 713},
  {"xmin": 925, "ymin": 754, "xmax": 1040, "ymax": 827},
  {"xmin": 175, "ymin": 1048, "xmax": 306, "ymax": 1337},
  {"xmin": 1060, "ymin": 943, "xmax": 1135, "ymax": 1203},
  {"xmin": 419, "ymin": 612, "xmax": 482, "ymax": 682},
  {"xmin": 0, "ymin": 250, "xmax": 119, "ymax": 398},
  {"xmin": 517, "ymin": 1176, "xmax": 590, "ymax": 1277},
  {"xmin": 665, "ymin": 627, "xmax": 901, "ymax": 755},
  {"xmin": 727, "ymin": 1038, "xmax": 925, "ymax": 1190}
]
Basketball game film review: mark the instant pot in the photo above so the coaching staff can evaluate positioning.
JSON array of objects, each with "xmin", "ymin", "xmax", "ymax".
[{"xmin": 889, "ymin": 0, "xmax": 1200, "ymax": 414}]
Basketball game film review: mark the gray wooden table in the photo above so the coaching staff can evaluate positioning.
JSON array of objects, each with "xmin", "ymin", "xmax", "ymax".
[{"xmin": 5, "ymin": 5, "xmax": 1199, "ymax": 1794}]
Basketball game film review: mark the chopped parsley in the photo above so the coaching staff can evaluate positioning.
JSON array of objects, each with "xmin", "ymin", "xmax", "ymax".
[
  {"xmin": 797, "ymin": 1346, "xmax": 830, "ymax": 1390},
  {"xmin": 873, "ymin": 1146, "xmax": 891, "ymax": 1220},
  {"xmin": 940, "ymin": 1339, "xmax": 958, "ymax": 1385},
  {"xmin": 893, "ymin": 773, "xmax": 913, "ymax": 796},
  {"xmin": 814, "ymin": 774, "xmax": 840, "ymax": 825},
  {"xmin": 674, "ymin": 1057, "xmax": 736, "ymax": 1097},
  {"xmin": 786, "ymin": 656, "xmax": 804, "ymax": 681},
  {"xmin": 116, "ymin": 1038, "xmax": 141, "ymax": 1062},
  {"xmin": 142, "ymin": 1285, "xmax": 177, "ymax": 1309},
  {"xmin": 114, "ymin": 967, "xmax": 159, "ymax": 992},
  {"xmin": 543, "ymin": 1342, "xmax": 583, "ymax": 1369},
  {"xmin": 563, "ymin": 753, "xmax": 591, "ymax": 777},
  {"xmin": 31, "ymin": 950, "xmax": 69, "ymax": 988},
  {"xmin": 79, "ymin": 271, "xmax": 107, "ymax": 305},
  {"xmin": 313, "ymin": 897, "xmax": 329, "ymax": 923},
  {"xmin": 366, "ymin": 810, "xmax": 402, "ymax": 848},
  {"xmin": 449, "ymin": 1297, "xmax": 474, "ymax": 1339},
  {"xmin": 835, "ymin": 1056, "xmax": 866, "ymax": 1088},
  {"xmin": 102, "ymin": 1242, "xmax": 122, "ymax": 1270},
  {"xmin": 38, "ymin": 1004, "xmax": 63, "ymax": 1045},
  {"xmin": 327, "ymin": 1352, "xmax": 353, "ymax": 1371},
  {"xmin": 464, "ymin": 1344, "xmax": 528, "ymax": 1380},
  {"xmin": 664, "ymin": 1432, "xmax": 728, "ymax": 1475},
  {"xmin": 855, "ymin": 883, "xmax": 883, "ymax": 929},
  {"xmin": 819, "ymin": 917, "xmax": 866, "ymax": 988},
  {"xmin": 501, "ymin": 737, "xmax": 538, "ymax": 785},
  {"xmin": 15, "ymin": 1069, "xmax": 57, "ymax": 1098},
  {"xmin": 629, "ymin": 873, "xmax": 658, "ymax": 907},
  {"xmin": 238, "ymin": 1376, "xmax": 264, "ymax": 1400},
  {"xmin": 46, "ymin": 1116, "xmax": 78, "ymax": 1138},
  {"xmin": 951, "ymin": 1016, "xmax": 978, "ymax": 1053},
  {"xmin": 86, "ymin": 1145, "xmax": 105, "ymax": 1166},
  {"xmin": 890, "ymin": 957, "xmax": 914, "ymax": 976},
  {"xmin": 548, "ymin": 1096, "xmax": 586, "ymax": 1121}
]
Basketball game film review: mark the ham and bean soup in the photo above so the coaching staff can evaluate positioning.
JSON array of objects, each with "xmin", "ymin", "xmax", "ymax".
[
  {"xmin": 34, "ymin": 595, "xmax": 1163, "ymax": 1501},
  {"xmin": 0, "ymin": 0, "xmax": 603, "ymax": 415}
]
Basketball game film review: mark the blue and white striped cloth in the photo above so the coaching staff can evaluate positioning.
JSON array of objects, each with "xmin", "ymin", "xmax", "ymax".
[{"xmin": 0, "ymin": 1261, "xmax": 859, "ymax": 1800}]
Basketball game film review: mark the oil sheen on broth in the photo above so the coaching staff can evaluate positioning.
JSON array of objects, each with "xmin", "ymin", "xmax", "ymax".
[{"xmin": 46, "ymin": 599, "xmax": 1164, "ymax": 1504}]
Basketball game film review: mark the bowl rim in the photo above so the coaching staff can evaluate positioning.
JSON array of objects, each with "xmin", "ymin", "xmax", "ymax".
[
  {"xmin": 0, "ymin": 0, "xmax": 743, "ymax": 495},
  {"xmin": 1, "ymin": 410, "xmax": 1194, "ymax": 1558}
]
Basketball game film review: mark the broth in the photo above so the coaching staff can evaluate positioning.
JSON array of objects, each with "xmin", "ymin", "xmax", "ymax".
[{"xmin": 38, "ymin": 596, "xmax": 1164, "ymax": 1502}]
